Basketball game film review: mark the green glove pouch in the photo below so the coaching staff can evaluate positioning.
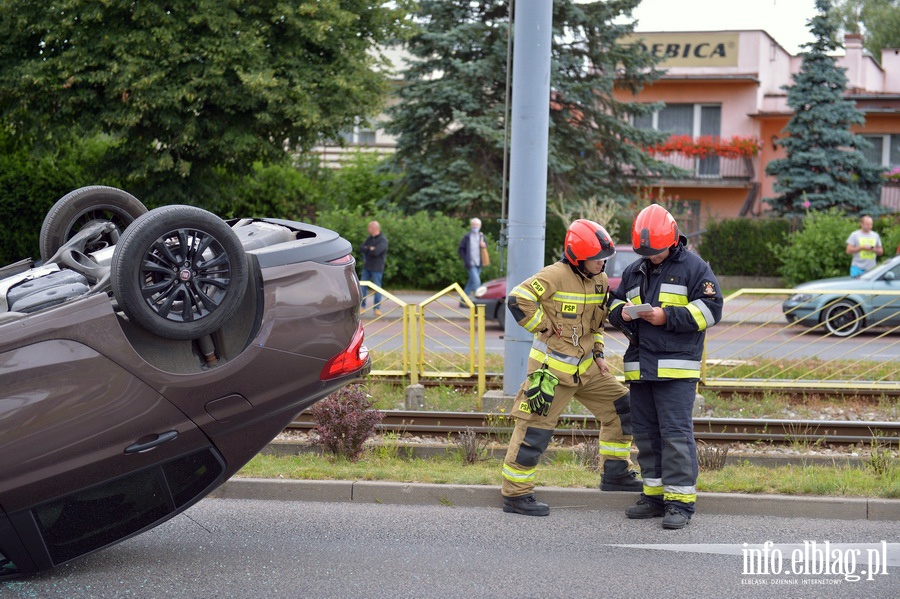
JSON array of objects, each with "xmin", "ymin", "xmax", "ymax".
[{"xmin": 524, "ymin": 367, "xmax": 559, "ymax": 417}]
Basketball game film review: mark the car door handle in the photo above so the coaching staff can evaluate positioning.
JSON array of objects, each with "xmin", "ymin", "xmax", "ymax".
[{"xmin": 125, "ymin": 430, "xmax": 179, "ymax": 454}]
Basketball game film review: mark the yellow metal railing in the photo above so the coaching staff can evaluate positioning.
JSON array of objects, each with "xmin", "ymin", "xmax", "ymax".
[
  {"xmin": 360, "ymin": 281, "xmax": 486, "ymax": 397},
  {"xmin": 358, "ymin": 287, "xmax": 412, "ymax": 377},
  {"xmin": 360, "ymin": 284, "xmax": 900, "ymax": 394},
  {"xmin": 706, "ymin": 288, "xmax": 900, "ymax": 391}
]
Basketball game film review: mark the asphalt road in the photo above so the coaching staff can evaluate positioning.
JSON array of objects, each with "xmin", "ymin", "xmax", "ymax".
[{"xmin": 4, "ymin": 497, "xmax": 898, "ymax": 599}]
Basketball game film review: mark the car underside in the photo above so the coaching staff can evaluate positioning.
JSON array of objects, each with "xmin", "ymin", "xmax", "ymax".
[{"xmin": 0, "ymin": 187, "xmax": 370, "ymax": 578}]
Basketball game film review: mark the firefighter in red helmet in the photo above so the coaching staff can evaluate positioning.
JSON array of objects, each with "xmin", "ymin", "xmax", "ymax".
[
  {"xmin": 608, "ymin": 204, "xmax": 723, "ymax": 529},
  {"xmin": 500, "ymin": 219, "xmax": 641, "ymax": 516}
]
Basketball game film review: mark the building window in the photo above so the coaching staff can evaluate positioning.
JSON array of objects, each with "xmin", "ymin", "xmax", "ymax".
[
  {"xmin": 668, "ymin": 199, "xmax": 701, "ymax": 239},
  {"xmin": 337, "ymin": 128, "xmax": 377, "ymax": 146},
  {"xmin": 357, "ymin": 129, "xmax": 377, "ymax": 145},
  {"xmin": 861, "ymin": 134, "xmax": 900, "ymax": 169},
  {"xmin": 634, "ymin": 104, "xmax": 722, "ymax": 138},
  {"xmin": 635, "ymin": 104, "xmax": 723, "ymax": 176}
]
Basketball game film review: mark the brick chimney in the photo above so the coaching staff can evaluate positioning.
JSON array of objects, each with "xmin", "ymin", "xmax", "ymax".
[
  {"xmin": 843, "ymin": 33, "xmax": 865, "ymax": 91},
  {"xmin": 881, "ymin": 47, "xmax": 900, "ymax": 92}
]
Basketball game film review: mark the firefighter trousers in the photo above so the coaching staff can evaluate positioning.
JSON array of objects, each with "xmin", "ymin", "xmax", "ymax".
[
  {"xmin": 501, "ymin": 362, "xmax": 634, "ymax": 498},
  {"xmin": 630, "ymin": 379, "xmax": 698, "ymax": 515}
]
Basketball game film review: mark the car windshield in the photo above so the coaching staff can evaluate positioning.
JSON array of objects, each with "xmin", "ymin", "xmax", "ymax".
[{"xmin": 860, "ymin": 256, "xmax": 900, "ymax": 281}]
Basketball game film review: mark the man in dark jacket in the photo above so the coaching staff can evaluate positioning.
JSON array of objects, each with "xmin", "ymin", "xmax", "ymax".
[
  {"xmin": 360, "ymin": 221, "xmax": 388, "ymax": 316},
  {"xmin": 608, "ymin": 204, "xmax": 723, "ymax": 530}
]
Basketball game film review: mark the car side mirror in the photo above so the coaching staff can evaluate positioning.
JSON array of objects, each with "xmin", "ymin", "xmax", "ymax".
[{"xmin": 884, "ymin": 272, "xmax": 896, "ymax": 282}]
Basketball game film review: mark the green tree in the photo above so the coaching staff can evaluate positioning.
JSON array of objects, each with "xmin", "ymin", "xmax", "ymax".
[
  {"xmin": 834, "ymin": 0, "xmax": 900, "ymax": 59},
  {"xmin": 384, "ymin": 0, "xmax": 680, "ymax": 216},
  {"xmin": 764, "ymin": 0, "xmax": 884, "ymax": 217},
  {"xmin": 0, "ymin": 0, "xmax": 412, "ymax": 207}
]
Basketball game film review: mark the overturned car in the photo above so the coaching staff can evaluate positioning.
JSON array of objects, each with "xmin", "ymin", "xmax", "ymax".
[{"xmin": 0, "ymin": 186, "xmax": 370, "ymax": 578}]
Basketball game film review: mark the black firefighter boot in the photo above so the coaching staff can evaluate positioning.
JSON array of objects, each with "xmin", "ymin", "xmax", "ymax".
[
  {"xmin": 599, "ymin": 459, "xmax": 643, "ymax": 492},
  {"xmin": 502, "ymin": 493, "xmax": 550, "ymax": 516}
]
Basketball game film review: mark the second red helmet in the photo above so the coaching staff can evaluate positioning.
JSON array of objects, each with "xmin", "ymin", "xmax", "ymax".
[
  {"xmin": 632, "ymin": 203, "xmax": 679, "ymax": 256},
  {"xmin": 564, "ymin": 219, "xmax": 616, "ymax": 265}
]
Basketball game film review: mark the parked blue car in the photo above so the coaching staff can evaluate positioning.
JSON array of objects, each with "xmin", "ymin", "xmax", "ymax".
[{"xmin": 782, "ymin": 255, "xmax": 900, "ymax": 336}]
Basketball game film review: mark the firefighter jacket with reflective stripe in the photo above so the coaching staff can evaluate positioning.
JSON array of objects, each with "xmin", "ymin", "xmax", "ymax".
[
  {"xmin": 508, "ymin": 260, "xmax": 608, "ymax": 386},
  {"xmin": 607, "ymin": 241, "xmax": 723, "ymax": 381}
]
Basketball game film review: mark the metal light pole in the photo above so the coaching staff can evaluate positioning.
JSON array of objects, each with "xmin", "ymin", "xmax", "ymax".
[{"xmin": 503, "ymin": 0, "xmax": 553, "ymax": 396}]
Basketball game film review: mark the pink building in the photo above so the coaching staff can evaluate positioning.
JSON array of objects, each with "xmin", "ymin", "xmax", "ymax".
[{"xmin": 615, "ymin": 30, "xmax": 900, "ymax": 234}]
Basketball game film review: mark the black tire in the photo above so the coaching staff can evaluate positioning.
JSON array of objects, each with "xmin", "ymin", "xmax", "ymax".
[
  {"xmin": 496, "ymin": 304, "xmax": 507, "ymax": 329},
  {"xmin": 821, "ymin": 300, "xmax": 864, "ymax": 337},
  {"xmin": 39, "ymin": 186, "xmax": 148, "ymax": 261},
  {"xmin": 110, "ymin": 205, "xmax": 248, "ymax": 340}
]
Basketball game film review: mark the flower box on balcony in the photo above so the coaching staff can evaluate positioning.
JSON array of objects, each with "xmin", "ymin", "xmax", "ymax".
[{"xmin": 646, "ymin": 135, "xmax": 761, "ymax": 160}]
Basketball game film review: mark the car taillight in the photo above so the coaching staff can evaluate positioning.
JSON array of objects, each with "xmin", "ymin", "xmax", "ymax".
[
  {"xmin": 328, "ymin": 254, "xmax": 354, "ymax": 265},
  {"xmin": 320, "ymin": 322, "xmax": 369, "ymax": 380}
]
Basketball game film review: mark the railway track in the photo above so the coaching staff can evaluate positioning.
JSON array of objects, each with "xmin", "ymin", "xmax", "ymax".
[{"xmin": 290, "ymin": 410, "xmax": 900, "ymax": 447}]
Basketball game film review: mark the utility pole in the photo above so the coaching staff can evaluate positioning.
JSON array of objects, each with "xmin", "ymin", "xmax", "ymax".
[{"xmin": 503, "ymin": 0, "xmax": 553, "ymax": 396}]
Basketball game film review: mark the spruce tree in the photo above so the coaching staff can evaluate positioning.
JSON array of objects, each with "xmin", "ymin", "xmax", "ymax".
[
  {"xmin": 765, "ymin": 0, "xmax": 884, "ymax": 216},
  {"xmin": 385, "ymin": 0, "xmax": 680, "ymax": 216}
]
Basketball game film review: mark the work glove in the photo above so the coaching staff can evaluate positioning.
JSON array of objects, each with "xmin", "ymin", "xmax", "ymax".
[{"xmin": 524, "ymin": 367, "xmax": 559, "ymax": 417}]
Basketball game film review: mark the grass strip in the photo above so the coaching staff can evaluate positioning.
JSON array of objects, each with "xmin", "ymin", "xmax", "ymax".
[{"xmin": 239, "ymin": 452, "xmax": 900, "ymax": 499}]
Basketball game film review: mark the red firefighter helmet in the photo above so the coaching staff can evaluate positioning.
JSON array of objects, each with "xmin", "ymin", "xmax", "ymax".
[
  {"xmin": 632, "ymin": 203, "xmax": 679, "ymax": 256},
  {"xmin": 564, "ymin": 219, "xmax": 616, "ymax": 265}
]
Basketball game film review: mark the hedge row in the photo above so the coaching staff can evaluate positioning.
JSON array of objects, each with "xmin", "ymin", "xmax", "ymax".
[
  {"xmin": 698, "ymin": 218, "xmax": 790, "ymax": 278},
  {"xmin": 0, "ymin": 133, "xmax": 122, "ymax": 263},
  {"xmin": 698, "ymin": 212, "xmax": 900, "ymax": 286},
  {"xmin": 315, "ymin": 206, "xmax": 502, "ymax": 290}
]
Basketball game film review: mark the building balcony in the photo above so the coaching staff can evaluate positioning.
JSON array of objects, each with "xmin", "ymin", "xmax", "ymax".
[
  {"xmin": 652, "ymin": 152, "xmax": 755, "ymax": 182},
  {"xmin": 882, "ymin": 181, "xmax": 900, "ymax": 212},
  {"xmin": 643, "ymin": 135, "xmax": 760, "ymax": 186}
]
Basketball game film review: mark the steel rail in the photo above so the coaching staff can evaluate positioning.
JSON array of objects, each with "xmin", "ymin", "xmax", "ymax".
[{"xmin": 289, "ymin": 411, "xmax": 900, "ymax": 447}]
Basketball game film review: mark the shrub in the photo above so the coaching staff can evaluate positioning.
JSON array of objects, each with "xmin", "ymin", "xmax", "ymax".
[
  {"xmin": 698, "ymin": 218, "xmax": 789, "ymax": 277},
  {"xmin": 771, "ymin": 209, "xmax": 857, "ymax": 286},
  {"xmin": 321, "ymin": 151, "xmax": 400, "ymax": 213},
  {"xmin": 876, "ymin": 215, "xmax": 900, "ymax": 257},
  {"xmin": 214, "ymin": 160, "xmax": 326, "ymax": 222},
  {"xmin": 454, "ymin": 427, "xmax": 489, "ymax": 465},
  {"xmin": 0, "ymin": 129, "xmax": 120, "ymax": 263},
  {"xmin": 309, "ymin": 385, "xmax": 383, "ymax": 461},
  {"xmin": 697, "ymin": 441, "xmax": 730, "ymax": 471},
  {"xmin": 315, "ymin": 206, "xmax": 500, "ymax": 290}
]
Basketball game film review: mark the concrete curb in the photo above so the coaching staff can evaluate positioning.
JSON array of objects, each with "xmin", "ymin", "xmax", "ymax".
[{"xmin": 209, "ymin": 478, "xmax": 900, "ymax": 521}]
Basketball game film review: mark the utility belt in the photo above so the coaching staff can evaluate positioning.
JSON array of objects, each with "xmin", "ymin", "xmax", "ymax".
[{"xmin": 530, "ymin": 339, "xmax": 593, "ymax": 377}]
